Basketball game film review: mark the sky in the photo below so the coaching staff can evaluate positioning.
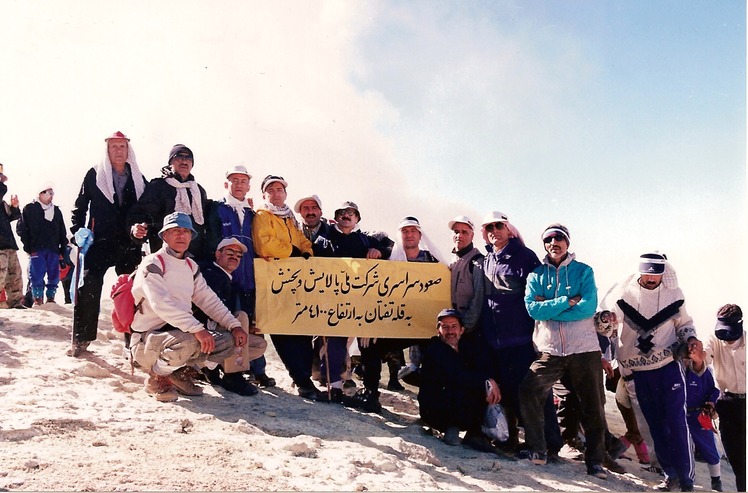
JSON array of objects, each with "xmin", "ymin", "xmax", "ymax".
[{"xmin": 0, "ymin": 0, "xmax": 745, "ymax": 335}]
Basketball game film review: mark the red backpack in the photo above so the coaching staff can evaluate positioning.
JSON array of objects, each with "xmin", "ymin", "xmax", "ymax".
[{"xmin": 110, "ymin": 255, "xmax": 165, "ymax": 333}]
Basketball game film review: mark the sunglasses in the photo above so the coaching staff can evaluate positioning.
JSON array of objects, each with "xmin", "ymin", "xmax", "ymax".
[
  {"xmin": 485, "ymin": 222, "xmax": 505, "ymax": 232},
  {"xmin": 222, "ymin": 249, "xmax": 244, "ymax": 258},
  {"xmin": 173, "ymin": 153, "xmax": 193, "ymax": 161},
  {"xmin": 543, "ymin": 234, "xmax": 567, "ymax": 244}
]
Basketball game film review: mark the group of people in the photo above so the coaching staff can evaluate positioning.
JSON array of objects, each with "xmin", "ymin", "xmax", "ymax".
[{"xmin": 0, "ymin": 131, "xmax": 743, "ymax": 492}]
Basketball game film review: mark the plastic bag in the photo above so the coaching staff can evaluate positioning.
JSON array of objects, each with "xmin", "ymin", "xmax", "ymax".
[{"xmin": 481, "ymin": 403, "xmax": 509, "ymax": 442}]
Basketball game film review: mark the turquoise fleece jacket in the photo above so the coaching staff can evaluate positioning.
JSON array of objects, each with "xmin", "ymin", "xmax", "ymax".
[{"xmin": 524, "ymin": 252, "xmax": 601, "ymax": 356}]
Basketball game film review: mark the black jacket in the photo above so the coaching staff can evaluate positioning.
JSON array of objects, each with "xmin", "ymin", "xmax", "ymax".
[
  {"xmin": 17, "ymin": 201, "xmax": 68, "ymax": 253},
  {"xmin": 71, "ymin": 164, "xmax": 146, "ymax": 245},
  {"xmin": 0, "ymin": 182, "xmax": 20, "ymax": 250}
]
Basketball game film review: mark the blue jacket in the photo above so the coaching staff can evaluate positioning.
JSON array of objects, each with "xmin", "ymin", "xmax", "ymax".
[
  {"xmin": 685, "ymin": 364, "xmax": 720, "ymax": 414},
  {"xmin": 206, "ymin": 199, "xmax": 255, "ymax": 291},
  {"xmin": 480, "ymin": 238, "xmax": 540, "ymax": 350},
  {"xmin": 525, "ymin": 252, "xmax": 600, "ymax": 356}
]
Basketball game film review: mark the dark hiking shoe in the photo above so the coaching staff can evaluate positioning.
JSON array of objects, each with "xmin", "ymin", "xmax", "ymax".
[
  {"xmin": 342, "ymin": 389, "xmax": 382, "ymax": 413},
  {"xmin": 518, "ymin": 449, "xmax": 547, "ymax": 465},
  {"xmin": 655, "ymin": 477, "xmax": 681, "ymax": 492},
  {"xmin": 170, "ymin": 367, "xmax": 203, "ymax": 396},
  {"xmin": 443, "ymin": 426, "xmax": 460, "ymax": 446},
  {"xmin": 603, "ymin": 454, "xmax": 626, "ymax": 474},
  {"xmin": 462, "ymin": 432, "xmax": 498, "ymax": 454},
  {"xmin": 222, "ymin": 372, "xmax": 259, "ymax": 396},
  {"xmin": 256, "ymin": 373, "xmax": 276, "ymax": 388},
  {"xmin": 387, "ymin": 378, "xmax": 405, "ymax": 391},
  {"xmin": 711, "ymin": 477, "xmax": 723, "ymax": 492},
  {"xmin": 607, "ymin": 436, "xmax": 628, "ymax": 460},
  {"xmin": 343, "ymin": 379, "xmax": 357, "ymax": 389},
  {"xmin": 67, "ymin": 341, "xmax": 90, "ymax": 357},
  {"xmin": 297, "ymin": 383, "xmax": 325, "ymax": 400},
  {"xmin": 587, "ymin": 464, "xmax": 608, "ymax": 480}
]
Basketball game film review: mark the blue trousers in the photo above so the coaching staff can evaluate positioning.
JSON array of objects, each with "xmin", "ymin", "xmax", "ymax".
[
  {"xmin": 633, "ymin": 361, "xmax": 695, "ymax": 488},
  {"xmin": 318, "ymin": 336, "xmax": 348, "ymax": 385},
  {"xmin": 29, "ymin": 249, "xmax": 59, "ymax": 299}
]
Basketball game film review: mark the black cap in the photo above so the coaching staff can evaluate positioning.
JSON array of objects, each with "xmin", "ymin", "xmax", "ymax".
[
  {"xmin": 437, "ymin": 308, "xmax": 463, "ymax": 323},
  {"xmin": 715, "ymin": 304, "xmax": 743, "ymax": 342}
]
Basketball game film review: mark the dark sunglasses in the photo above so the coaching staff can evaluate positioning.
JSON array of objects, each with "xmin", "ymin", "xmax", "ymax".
[
  {"xmin": 543, "ymin": 234, "xmax": 566, "ymax": 244},
  {"xmin": 485, "ymin": 222, "xmax": 505, "ymax": 232}
]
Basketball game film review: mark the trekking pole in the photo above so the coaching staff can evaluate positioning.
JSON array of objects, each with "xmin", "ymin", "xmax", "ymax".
[{"xmin": 323, "ymin": 336, "xmax": 331, "ymax": 400}]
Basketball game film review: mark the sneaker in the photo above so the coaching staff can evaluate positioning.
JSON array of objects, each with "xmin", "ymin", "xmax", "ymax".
[
  {"xmin": 587, "ymin": 464, "xmax": 608, "ymax": 480},
  {"xmin": 633, "ymin": 439, "xmax": 651, "ymax": 464},
  {"xmin": 607, "ymin": 436, "xmax": 628, "ymax": 460},
  {"xmin": 221, "ymin": 372, "xmax": 259, "ymax": 396},
  {"xmin": 443, "ymin": 426, "xmax": 460, "ymax": 446},
  {"xmin": 642, "ymin": 464, "xmax": 664, "ymax": 475},
  {"xmin": 342, "ymin": 388, "xmax": 382, "ymax": 413},
  {"xmin": 710, "ymin": 477, "xmax": 723, "ymax": 492},
  {"xmin": 603, "ymin": 454, "xmax": 626, "ymax": 474},
  {"xmin": 256, "ymin": 373, "xmax": 276, "ymax": 388},
  {"xmin": 170, "ymin": 367, "xmax": 204, "ymax": 396},
  {"xmin": 518, "ymin": 449, "xmax": 547, "ymax": 465},
  {"xmin": 463, "ymin": 432, "xmax": 498, "ymax": 454},
  {"xmin": 655, "ymin": 477, "xmax": 681, "ymax": 492},
  {"xmin": 66, "ymin": 341, "xmax": 90, "ymax": 357},
  {"xmin": 387, "ymin": 378, "xmax": 405, "ymax": 391},
  {"xmin": 145, "ymin": 375, "xmax": 179, "ymax": 402}
]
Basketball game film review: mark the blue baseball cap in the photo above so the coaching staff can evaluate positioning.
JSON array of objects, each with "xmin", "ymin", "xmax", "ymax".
[
  {"xmin": 158, "ymin": 212, "xmax": 198, "ymax": 239},
  {"xmin": 437, "ymin": 308, "xmax": 463, "ymax": 323}
]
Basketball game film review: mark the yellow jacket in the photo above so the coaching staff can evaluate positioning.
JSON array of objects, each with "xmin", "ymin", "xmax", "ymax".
[{"xmin": 252, "ymin": 209, "xmax": 312, "ymax": 259}]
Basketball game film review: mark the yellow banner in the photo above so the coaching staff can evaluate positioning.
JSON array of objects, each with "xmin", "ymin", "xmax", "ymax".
[{"xmin": 255, "ymin": 257, "xmax": 451, "ymax": 338}]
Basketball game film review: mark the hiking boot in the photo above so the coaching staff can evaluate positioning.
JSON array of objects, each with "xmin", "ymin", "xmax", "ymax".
[
  {"xmin": 655, "ymin": 477, "xmax": 681, "ymax": 492},
  {"xmin": 587, "ymin": 464, "xmax": 608, "ymax": 480},
  {"xmin": 317, "ymin": 387, "xmax": 344, "ymax": 403},
  {"xmin": 546, "ymin": 450, "xmax": 562, "ymax": 464},
  {"xmin": 710, "ymin": 477, "xmax": 723, "ymax": 492},
  {"xmin": 518, "ymin": 449, "xmax": 547, "ymax": 465},
  {"xmin": 634, "ymin": 440, "xmax": 651, "ymax": 464},
  {"xmin": 342, "ymin": 388, "xmax": 382, "ymax": 413},
  {"xmin": 443, "ymin": 426, "xmax": 460, "ymax": 446},
  {"xmin": 463, "ymin": 431, "xmax": 498, "ymax": 454},
  {"xmin": 33, "ymin": 297, "xmax": 44, "ymax": 306},
  {"xmin": 297, "ymin": 383, "xmax": 325, "ymax": 400},
  {"xmin": 46, "ymin": 297, "xmax": 56, "ymax": 304},
  {"xmin": 201, "ymin": 366, "xmax": 223, "ymax": 385},
  {"xmin": 221, "ymin": 372, "xmax": 259, "ymax": 396},
  {"xmin": 170, "ymin": 367, "xmax": 203, "ymax": 396},
  {"xmin": 603, "ymin": 454, "xmax": 626, "ymax": 474},
  {"xmin": 256, "ymin": 373, "xmax": 276, "ymax": 388},
  {"xmin": 607, "ymin": 435, "xmax": 628, "ymax": 460},
  {"xmin": 343, "ymin": 379, "xmax": 357, "ymax": 389},
  {"xmin": 387, "ymin": 378, "xmax": 405, "ymax": 391},
  {"xmin": 145, "ymin": 375, "xmax": 179, "ymax": 402},
  {"xmin": 66, "ymin": 341, "xmax": 90, "ymax": 357},
  {"xmin": 398, "ymin": 366, "xmax": 421, "ymax": 387}
]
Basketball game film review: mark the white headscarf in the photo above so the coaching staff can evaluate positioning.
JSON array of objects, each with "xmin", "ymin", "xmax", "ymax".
[
  {"xmin": 390, "ymin": 217, "xmax": 447, "ymax": 264},
  {"xmin": 94, "ymin": 141, "xmax": 145, "ymax": 204}
]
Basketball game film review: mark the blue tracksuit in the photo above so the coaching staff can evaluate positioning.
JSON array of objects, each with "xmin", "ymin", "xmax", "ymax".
[{"xmin": 685, "ymin": 364, "xmax": 721, "ymax": 466}]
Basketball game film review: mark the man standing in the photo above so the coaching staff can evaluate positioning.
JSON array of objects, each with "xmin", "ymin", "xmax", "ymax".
[
  {"xmin": 294, "ymin": 194, "xmax": 331, "ymax": 243},
  {"xmin": 206, "ymin": 165, "xmax": 275, "ymax": 388},
  {"xmin": 314, "ymin": 201, "xmax": 390, "ymax": 406},
  {"xmin": 519, "ymin": 224, "xmax": 608, "ymax": 480},
  {"xmin": 598, "ymin": 252, "xmax": 698, "ymax": 491},
  {"xmin": 447, "ymin": 215, "xmax": 484, "ymax": 332},
  {"xmin": 197, "ymin": 237, "xmax": 268, "ymax": 397},
  {"xmin": 706, "ymin": 304, "xmax": 745, "ymax": 492},
  {"xmin": 129, "ymin": 144, "xmax": 209, "ymax": 262},
  {"xmin": 252, "ymin": 175, "xmax": 322, "ymax": 400},
  {"xmin": 130, "ymin": 213, "xmax": 247, "ymax": 402},
  {"xmin": 17, "ymin": 183, "xmax": 68, "ymax": 305},
  {"xmin": 69, "ymin": 131, "xmax": 147, "ymax": 356},
  {"xmin": 0, "ymin": 167, "xmax": 25, "ymax": 309}
]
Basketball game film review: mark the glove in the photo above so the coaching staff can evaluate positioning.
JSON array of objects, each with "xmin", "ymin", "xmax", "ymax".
[
  {"xmin": 73, "ymin": 228, "xmax": 94, "ymax": 255},
  {"xmin": 703, "ymin": 402, "xmax": 718, "ymax": 419}
]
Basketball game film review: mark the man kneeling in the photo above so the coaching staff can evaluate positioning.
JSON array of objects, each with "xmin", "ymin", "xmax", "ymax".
[{"xmin": 130, "ymin": 212, "xmax": 248, "ymax": 402}]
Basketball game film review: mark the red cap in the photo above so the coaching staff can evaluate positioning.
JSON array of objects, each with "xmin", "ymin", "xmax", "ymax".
[{"xmin": 105, "ymin": 131, "xmax": 130, "ymax": 142}]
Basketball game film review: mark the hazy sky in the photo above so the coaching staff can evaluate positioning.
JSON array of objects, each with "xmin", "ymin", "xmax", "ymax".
[{"xmin": 0, "ymin": 0, "xmax": 745, "ymax": 333}]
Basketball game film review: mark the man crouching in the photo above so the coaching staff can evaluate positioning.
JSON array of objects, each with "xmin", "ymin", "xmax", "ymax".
[{"xmin": 130, "ymin": 212, "xmax": 247, "ymax": 402}]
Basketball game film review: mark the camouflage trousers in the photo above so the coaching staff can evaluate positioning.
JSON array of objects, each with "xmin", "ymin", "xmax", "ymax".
[{"xmin": 0, "ymin": 249, "xmax": 23, "ymax": 308}]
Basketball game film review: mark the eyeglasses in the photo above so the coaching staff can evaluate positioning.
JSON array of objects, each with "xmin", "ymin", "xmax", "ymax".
[
  {"xmin": 543, "ymin": 234, "xmax": 566, "ymax": 244},
  {"xmin": 41, "ymin": 189, "xmax": 54, "ymax": 195},
  {"xmin": 222, "ymin": 249, "xmax": 244, "ymax": 258},
  {"xmin": 337, "ymin": 209, "xmax": 357, "ymax": 217},
  {"xmin": 174, "ymin": 154, "xmax": 193, "ymax": 161},
  {"xmin": 485, "ymin": 222, "xmax": 505, "ymax": 232}
]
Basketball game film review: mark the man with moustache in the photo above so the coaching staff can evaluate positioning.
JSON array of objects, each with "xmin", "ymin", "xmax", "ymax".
[
  {"xmin": 294, "ymin": 194, "xmax": 331, "ymax": 244},
  {"xmin": 69, "ymin": 131, "xmax": 147, "ymax": 356},
  {"xmin": 313, "ymin": 201, "xmax": 390, "ymax": 406},
  {"xmin": 598, "ymin": 253, "xmax": 699, "ymax": 491},
  {"xmin": 519, "ymin": 223, "xmax": 608, "ymax": 480}
]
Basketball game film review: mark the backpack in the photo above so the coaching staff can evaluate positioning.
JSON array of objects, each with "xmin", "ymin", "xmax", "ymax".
[{"xmin": 110, "ymin": 254, "xmax": 166, "ymax": 334}]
